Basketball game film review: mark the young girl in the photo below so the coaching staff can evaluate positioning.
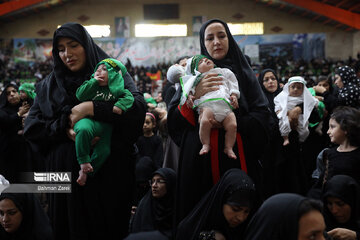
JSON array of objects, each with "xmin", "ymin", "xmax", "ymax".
[
  {"xmin": 309, "ymin": 106, "xmax": 360, "ymax": 198},
  {"xmin": 136, "ymin": 113, "xmax": 164, "ymax": 169},
  {"xmin": 274, "ymin": 76, "xmax": 318, "ymax": 146}
]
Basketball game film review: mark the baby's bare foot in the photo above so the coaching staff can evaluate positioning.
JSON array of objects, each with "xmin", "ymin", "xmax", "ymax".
[
  {"xmin": 224, "ymin": 148, "xmax": 237, "ymax": 159},
  {"xmin": 81, "ymin": 163, "xmax": 93, "ymax": 173},
  {"xmin": 199, "ymin": 145, "xmax": 211, "ymax": 155},
  {"xmin": 77, "ymin": 170, "xmax": 87, "ymax": 186},
  {"xmin": 283, "ymin": 138, "xmax": 290, "ymax": 146}
]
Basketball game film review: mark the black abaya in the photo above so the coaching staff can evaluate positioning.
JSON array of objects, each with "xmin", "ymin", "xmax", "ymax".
[
  {"xmin": 322, "ymin": 175, "xmax": 360, "ymax": 235},
  {"xmin": 0, "ymin": 187, "xmax": 53, "ymax": 240},
  {"xmin": 244, "ymin": 193, "xmax": 306, "ymax": 240},
  {"xmin": 177, "ymin": 169, "xmax": 258, "ymax": 240},
  {"xmin": 167, "ymin": 19, "xmax": 270, "ymax": 224},
  {"xmin": 0, "ymin": 83, "xmax": 31, "ymax": 183},
  {"xmin": 23, "ymin": 23, "xmax": 146, "ymax": 239}
]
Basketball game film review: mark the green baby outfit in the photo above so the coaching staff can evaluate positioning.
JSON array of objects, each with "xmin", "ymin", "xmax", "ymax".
[{"xmin": 74, "ymin": 58, "xmax": 134, "ymax": 173}]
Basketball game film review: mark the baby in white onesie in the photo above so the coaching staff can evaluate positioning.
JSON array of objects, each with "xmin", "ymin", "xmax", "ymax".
[{"xmin": 180, "ymin": 55, "xmax": 240, "ymax": 159}]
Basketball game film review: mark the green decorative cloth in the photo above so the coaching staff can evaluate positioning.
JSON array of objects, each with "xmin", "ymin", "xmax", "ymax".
[
  {"xmin": 190, "ymin": 54, "xmax": 208, "ymax": 75},
  {"xmin": 19, "ymin": 83, "xmax": 36, "ymax": 100},
  {"xmin": 308, "ymin": 87, "xmax": 325, "ymax": 127}
]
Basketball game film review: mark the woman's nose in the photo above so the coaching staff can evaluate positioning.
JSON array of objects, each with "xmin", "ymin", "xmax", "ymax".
[
  {"xmin": 64, "ymin": 48, "xmax": 72, "ymax": 57},
  {"xmin": 236, "ymin": 212, "xmax": 247, "ymax": 222},
  {"xmin": 2, "ymin": 214, "xmax": 9, "ymax": 222}
]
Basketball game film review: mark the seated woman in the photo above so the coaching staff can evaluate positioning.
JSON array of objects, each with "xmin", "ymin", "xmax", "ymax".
[
  {"xmin": 322, "ymin": 175, "xmax": 360, "ymax": 240},
  {"xmin": 0, "ymin": 187, "xmax": 53, "ymax": 239},
  {"xmin": 176, "ymin": 168, "xmax": 259, "ymax": 240},
  {"xmin": 244, "ymin": 193, "xmax": 326, "ymax": 240},
  {"xmin": 130, "ymin": 168, "xmax": 176, "ymax": 239}
]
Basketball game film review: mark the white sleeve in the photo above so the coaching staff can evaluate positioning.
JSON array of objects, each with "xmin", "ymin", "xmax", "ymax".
[{"xmin": 223, "ymin": 69, "xmax": 240, "ymax": 98}]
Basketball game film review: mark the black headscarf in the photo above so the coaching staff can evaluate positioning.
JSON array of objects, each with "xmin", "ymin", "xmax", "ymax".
[
  {"xmin": 322, "ymin": 175, "xmax": 360, "ymax": 232},
  {"xmin": 131, "ymin": 168, "xmax": 176, "ymax": 237},
  {"xmin": 24, "ymin": 23, "xmax": 109, "ymax": 142},
  {"xmin": 124, "ymin": 231, "xmax": 169, "ymax": 240},
  {"xmin": 0, "ymin": 83, "xmax": 21, "ymax": 109},
  {"xmin": 133, "ymin": 156, "xmax": 157, "ymax": 205},
  {"xmin": 177, "ymin": 169, "xmax": 258, "ymax": 240},
  {"xmin": 199, "ymin": 19, "xmax": 269, "ymax": 127},
  {"xmin": 244, "ymin": 193, "xmax": 306, "ymax": 240},
  {"xmin": 0, "ymin": 188, "xmax": 53, "ymax": 240},
  {"xmin": 257, "ymin": 68, "xmax": 282, "ymax": 113}
]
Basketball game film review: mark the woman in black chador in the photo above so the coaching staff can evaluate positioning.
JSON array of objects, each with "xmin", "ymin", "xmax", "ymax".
[
  {"xmin": 0, "ymin": 187, "xmax": 53, "ymax": 240},
  {"xmin": 23, "ymin": 23, "xmax": 146, "ymax": 239},
  {"xmin": 176, "ymin": 168, "xmax": 258, "ymax": 240},
  {"xmin": 167, "ymin": 18, "xmax": 270, "ymax": 224},
  {"xmin": 0, "ymin": 83, "xmax": 31, "ymax": 182},
  {"xmin": 130, "ymin": 168, "xmax": 176, "ymax": 239},
  {"xmin": 322, "ymin": 175, "xmax": 360, "ymax": 240},
  {"xmin": 244, "ymin": 193, "xmax": 326, "ymax": 240}
]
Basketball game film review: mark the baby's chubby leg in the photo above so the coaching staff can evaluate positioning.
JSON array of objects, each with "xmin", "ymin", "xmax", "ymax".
[
  {"xmin": 199, "ymin": 107, "xmax": 214, "ymax": 155},
  {"xmin": 223, "ymin": 112, "xmax": 237, "ymax": 159}
]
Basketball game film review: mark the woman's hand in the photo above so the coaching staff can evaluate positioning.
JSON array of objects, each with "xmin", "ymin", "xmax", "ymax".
[
  {"xmin": 287, "ymin": 106, "xmax": 302, "ymax": 130},
  {"xmin": 194, "ymin": 73, "xmax": 222, "ymax": 100},
  {"xmin": 328, "ymin": 228, "xmax": 357, "ymax": 240},
  {"xmin": 69, "ymin": 101, "xmax": 94, "ymax": 128},
  {"xmin": 113, "ymin": 106, "xmax": 123, "ymax": 115},
  {"xmin": 313, "ymin": 85, "xmax": 327, "ymax": 95},
  {"xmin": 230, "ymin": 94, "xmax": 239, "ymax": 109},
  {"xmin": 18, "ymin": 102, "xmax": 30, "ymax": 117}
]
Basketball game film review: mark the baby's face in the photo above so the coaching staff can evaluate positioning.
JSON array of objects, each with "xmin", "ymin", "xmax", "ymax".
[
  {"xmin": 94, "ymin": 64, "xmax": 109, "ymax": 87},
  {"xmin": 289, "ymin": 82, "xmax": 304, "ymax": 97},
  {"xmin": 197, "ymin": 58, "xmax": 214, "ymax": 73},
  {"xmin": 289, "ymin": 83, "xmax": 304, "ymax": 97}
]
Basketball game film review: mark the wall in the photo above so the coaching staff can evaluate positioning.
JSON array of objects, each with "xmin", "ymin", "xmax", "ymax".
[{"xmin": 0, "ymin": 0, "xmax": 357, "ymax": 59}]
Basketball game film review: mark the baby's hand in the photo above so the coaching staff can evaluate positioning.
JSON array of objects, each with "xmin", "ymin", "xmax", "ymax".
[
  {"xmin": 230, "ymin": 94, "xmax": 239, "ymax": 109},
  {"xmin": 186, "ymin": 94, "xmax": 195, "ymax": 108},
  {"xmin": 113, "ymin": 106, "xmax": 123, "ymax": 115}
]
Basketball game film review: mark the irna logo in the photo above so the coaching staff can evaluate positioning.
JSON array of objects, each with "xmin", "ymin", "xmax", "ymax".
[{"xmin": 34, "ymin": 172, "xmax": 71, "ymax": 182}]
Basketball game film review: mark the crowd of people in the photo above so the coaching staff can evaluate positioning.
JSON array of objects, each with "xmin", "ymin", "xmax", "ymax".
[{"xmin": 0, "ymin": 19, "xmax": 360, "ymax": 240}]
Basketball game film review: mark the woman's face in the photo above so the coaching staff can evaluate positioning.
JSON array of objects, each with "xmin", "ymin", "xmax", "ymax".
[
  {"xmin": 151, "ymin": 174, "xmax": 167, "ymax": 198},
  {"xmin": 222, "ymin": 204, "xmax": 250, "ymax": 228},
  {"xmin": 297, "ymin": 210, "xmax": 325, "ymax": 240},
  {"xmin": 334, "ymin": 74, "xmax": 344, "ymax": 88},
  {"xmin": 327, "ymin": 118, "xmax": 347, "ymax": 145},
  {"xmin": 6, "ymin": 86, "xmax": 20, "ymax": 106},
  {"xmin": 326, "ymin": 196, "xmax": 351, "ymax": 224},
  {"xmin": 204, "ymin": 22, "xmax": 229, "ymax": 60},
  {"xmin": 57, "ymin": 37, "xmax": 86, "ymax": 72},
  {"xmin": 0, "ymin": 198, "xmax": 23, "ymax": 233},
  {"xmin": 262, "ymin": 71, "xmax": 278, "ymax": 93}
]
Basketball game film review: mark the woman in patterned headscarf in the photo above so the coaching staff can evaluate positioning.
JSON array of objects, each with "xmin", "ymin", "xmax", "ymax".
[{"xmin": 334, "ymin": 65, "xmax": 360, "ymax": 109}]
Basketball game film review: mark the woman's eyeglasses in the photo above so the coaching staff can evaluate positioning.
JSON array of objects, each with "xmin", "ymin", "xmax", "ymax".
[
  {"xmin": 263, "ymin": 77, "xmax": 277, "ymax": 82},
  {"xmin": 149, "ymin": 179, "xmax": 166, "ymax": 185}
]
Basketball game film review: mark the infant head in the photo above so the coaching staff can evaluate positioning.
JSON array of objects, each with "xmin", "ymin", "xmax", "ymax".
[
  {"xmin": 288, "ymin": 76, "xmax": 306, "ymax": 97},
  {"xmin": 190, "ymin": 55, "xmax": 214, "ymax": 75}
]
